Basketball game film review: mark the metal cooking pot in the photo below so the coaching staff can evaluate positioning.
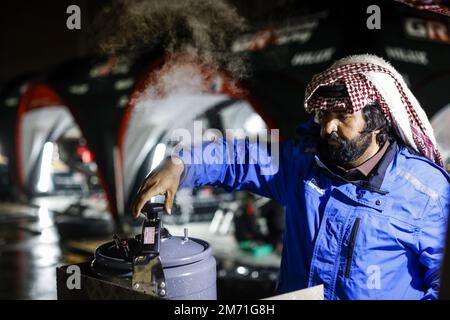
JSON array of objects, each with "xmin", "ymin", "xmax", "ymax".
[{"xmin": 91, "ymin": 203, "xmax": 217, "ymax": 300}]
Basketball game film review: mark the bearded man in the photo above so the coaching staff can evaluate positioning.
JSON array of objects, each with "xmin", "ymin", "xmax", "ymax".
[{"xmin": 132, "ymin": 54, "xmax": 450, "ymax": 300}]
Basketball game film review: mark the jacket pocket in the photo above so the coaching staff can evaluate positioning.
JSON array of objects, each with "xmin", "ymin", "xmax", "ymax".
[{"xmin": 345, "ymin": 217, "xmax": 361, "ymax": 278}]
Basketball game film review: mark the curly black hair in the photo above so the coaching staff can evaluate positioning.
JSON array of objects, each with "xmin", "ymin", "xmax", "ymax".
[{"xmin": 360, "ymin": 102, "xmax": 396, "ymax": 145}]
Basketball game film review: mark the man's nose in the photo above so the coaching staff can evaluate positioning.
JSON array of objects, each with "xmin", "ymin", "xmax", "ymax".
[{"xmin": 321, "ymin": 118, "xmax": 338, "ymax": 137}]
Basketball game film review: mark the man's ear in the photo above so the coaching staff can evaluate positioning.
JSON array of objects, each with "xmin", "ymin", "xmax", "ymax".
[{"xmin": 373, "ymin": 130, "xmax": 381, "ymax": 145}]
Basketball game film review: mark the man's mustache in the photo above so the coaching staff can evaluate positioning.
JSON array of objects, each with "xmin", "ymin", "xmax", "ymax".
[{"xmin": 324, "ymin": 132, "xmax": 346, "ymax": 145}]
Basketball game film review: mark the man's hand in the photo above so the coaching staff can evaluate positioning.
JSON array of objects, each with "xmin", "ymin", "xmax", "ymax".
[{"xmin": 131, "ymin": 157, "xmax": 184, "ymax": 219}]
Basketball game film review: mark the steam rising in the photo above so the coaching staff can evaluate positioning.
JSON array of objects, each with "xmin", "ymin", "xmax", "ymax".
[
  {"xmin": 93, "ymin": 0, "xmax": 249, "ymax": 78},
  {"xmin": 134, "ymin": 57, "xmax": 226, "ymax": 127},
  {"xmin": 144, "ymin": 56, "xmax": 206, "ymax": 98}
]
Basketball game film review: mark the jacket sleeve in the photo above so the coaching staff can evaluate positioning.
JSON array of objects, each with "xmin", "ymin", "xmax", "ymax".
[
  {"xmin": 175, "ymin": 137, "xmax": 299, "ymax": 206},
  {"xmin": 418, "ymin": 195, "xmax": 449, "ymax": 300}
]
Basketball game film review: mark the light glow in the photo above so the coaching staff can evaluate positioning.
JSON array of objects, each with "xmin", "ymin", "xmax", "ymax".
[
  {"xmin": 37, "ymin": 142, "xmax": 54, "ymax": 193},
  {"xmin": 150, "ymin": 143, "xmax": 167, "ymax": 172}
]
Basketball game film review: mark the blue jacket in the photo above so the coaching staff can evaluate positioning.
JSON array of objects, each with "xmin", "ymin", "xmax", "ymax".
[{"xmin": 177, "ymin": 125, "xmax": 450, "ymax": 300}]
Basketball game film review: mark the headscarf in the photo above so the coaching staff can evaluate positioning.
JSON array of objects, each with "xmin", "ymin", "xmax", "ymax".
[{"xmin": 304, "ymin": 54, "xmax": 444, "ymax": 167}]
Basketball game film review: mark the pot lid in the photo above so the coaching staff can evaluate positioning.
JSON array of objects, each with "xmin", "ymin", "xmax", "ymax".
[
  {"xmin": 92, "ymin": 228, "xmax": 212, "ymax": 273},
  {"xmin": 160, "ymin": 234, "xmax": 211, "ymax": 267}
]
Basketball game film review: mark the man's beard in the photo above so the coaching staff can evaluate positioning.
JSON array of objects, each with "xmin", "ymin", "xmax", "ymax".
[{"xmin": 323, "ymin": 131, "xmax": 373, "ymax": 166}]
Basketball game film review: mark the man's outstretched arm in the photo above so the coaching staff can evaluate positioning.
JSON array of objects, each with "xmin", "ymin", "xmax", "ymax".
[{"xmin": 131, "ymin": 137, "xmax": 297, "ymax": 219}]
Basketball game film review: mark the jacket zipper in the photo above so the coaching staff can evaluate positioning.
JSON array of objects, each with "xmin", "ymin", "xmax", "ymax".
[{"xmin": 345, "ymin": 217, "xmax": 361, "ymax": 278}]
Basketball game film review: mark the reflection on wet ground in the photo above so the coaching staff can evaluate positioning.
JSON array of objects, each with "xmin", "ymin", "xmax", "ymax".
[
  {"xmin": 0, "ymin": 203, "xmax": 62, "ymax": 299},
  {"xmin": 0, "ymin": 197, "xmax": 281, "ymax": 300},
  {"xmin": 0, "ymin": 197, "xmax": 109, "ymax": 300}
]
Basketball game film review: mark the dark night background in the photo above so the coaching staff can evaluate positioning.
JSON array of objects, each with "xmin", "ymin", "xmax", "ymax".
[{"xmin": 0, "ymin": 0, "xmax": 321, "ymax": 83}]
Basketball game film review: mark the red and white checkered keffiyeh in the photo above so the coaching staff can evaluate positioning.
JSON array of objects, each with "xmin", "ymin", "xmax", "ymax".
[
  {"xmin": 304, "ymin": 54, "xmax": 444, "ymax": 167},
  {"xmin": 395, "ymin": 0, "xmax": 450, "ymax": 17}
]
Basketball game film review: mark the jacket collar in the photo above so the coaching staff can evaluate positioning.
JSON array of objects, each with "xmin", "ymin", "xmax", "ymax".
[{"xmin": 314, "ymin": 140, "xmax": 398, "ymax": 194}]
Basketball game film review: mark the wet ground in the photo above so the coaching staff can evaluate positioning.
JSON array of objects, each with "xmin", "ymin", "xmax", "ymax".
[
  {"xmin": 0, "ymin": 197, "xmax": 281, "ymax": 300},
  {"xmin": 0, "ymin": 196, "xmax": 109, "ymax": 300},
  {"xmin": 0, "ymin": 202, "xmax": 63, "ymax": 299}
]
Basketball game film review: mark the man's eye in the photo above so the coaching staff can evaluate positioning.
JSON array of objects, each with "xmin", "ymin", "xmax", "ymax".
[{"xmin": 339, "ymin": 114, "xmax": 351, "ymax": 120}]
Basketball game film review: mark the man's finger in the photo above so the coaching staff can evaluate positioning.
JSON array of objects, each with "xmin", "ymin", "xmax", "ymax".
[
  {"xmin": 131, "ymin": 185, "xmax": 161, "ymax": 219},
  {"xmin": 164, "ymin": 189, "xmax": 175, "ymax": 215}
]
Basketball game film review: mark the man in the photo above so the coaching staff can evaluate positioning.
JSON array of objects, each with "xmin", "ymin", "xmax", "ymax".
[{"xmin": 131, "ymin": 54, "xmax": 450, "ymax": 300}]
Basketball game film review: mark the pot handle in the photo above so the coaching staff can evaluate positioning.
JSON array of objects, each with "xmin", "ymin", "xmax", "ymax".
[{"xmin": 141, "ymin": 202, "xmax": 166, "ymax": 219}]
